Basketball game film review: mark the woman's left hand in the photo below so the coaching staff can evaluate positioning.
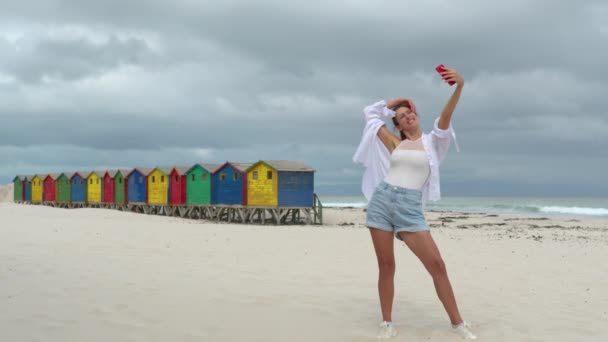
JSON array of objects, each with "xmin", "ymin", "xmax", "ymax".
[{"xmin": 440, "ymin": 67, "xmax": 464, "ymax": 86}]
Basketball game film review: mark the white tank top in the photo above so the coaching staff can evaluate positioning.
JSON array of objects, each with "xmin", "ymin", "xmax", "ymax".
[{"xmin": 383, "ymin": 137, "xmax": 430, "ymax": 190}]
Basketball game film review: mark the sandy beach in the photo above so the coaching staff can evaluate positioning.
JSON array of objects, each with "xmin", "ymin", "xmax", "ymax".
[{"xmin": 1, "ymin": 197, "xmax": 608, "ymax": 341}]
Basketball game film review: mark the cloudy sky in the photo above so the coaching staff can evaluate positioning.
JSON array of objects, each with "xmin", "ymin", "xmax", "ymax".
[{"xmin": 1, "ymin": 0, "xmax": 607, "ymax": 197}]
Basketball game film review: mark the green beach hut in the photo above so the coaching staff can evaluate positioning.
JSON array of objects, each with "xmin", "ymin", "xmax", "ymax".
[{"xmin": 56, "ymin": 172, "xmax": 72, "ymax": 203}]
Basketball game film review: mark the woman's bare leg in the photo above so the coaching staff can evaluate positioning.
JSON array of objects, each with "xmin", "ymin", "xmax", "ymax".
[
  {"xmin": 399, "ymin": 231, "xmax": 463, "ymax": 325},
  {"xmin": 369, "ymin": 227, "xmax": 396, "ymax": 322}
]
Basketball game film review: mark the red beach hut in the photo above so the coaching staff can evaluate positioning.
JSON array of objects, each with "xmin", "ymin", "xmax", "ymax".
[
  {"xmin": 169, "ymin": 166, "xmax": 190, "ymax": 205},
  {"xmin": 103, "ymin": 170, "xmax": 117, "ymax": 204},
  {"xmin": 43, "ymin": 173, "xmax": 60, "ymax": 203}
]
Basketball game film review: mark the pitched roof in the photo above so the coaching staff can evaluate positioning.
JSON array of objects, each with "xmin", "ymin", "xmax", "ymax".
[
  {"xmin": 58, "ymin": 172, "xmax": 75, "ymax": 179},
  {"xmin": 84, "ymin": 170, "xmax": 105, "ymax": 178},
  {"xmin": 199, "ymin": 163, "xmax": 221, "ymax": 173},
  {"xmin": 71, "ymin": 171, "xmax": 88, "ymax": 179},
  {"xmin": 229, "ymin": 162, "xmax": 253, "ymax": 172},
  {"xmin": 256, "ymin": 160, "xmax": 315, "ymax": 172},
  {"xmin": 151, "ymin": 167, "xmax": 174, "ymax": 175},
  {"xmin": 102, "ymin": 170, "xmax": 120, "ymax": 177},
  {"xmin": 170, "ymin": 165, "xmax": 192, "ymax": 175},
  {"xmin": 129, "ymin": 167, "xmax": 154, "ymax": 176}
]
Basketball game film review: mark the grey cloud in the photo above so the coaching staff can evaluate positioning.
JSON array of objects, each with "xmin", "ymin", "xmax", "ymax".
[
  {"xmin": 0, "ymin": 34, "xmax": 156, "ymax": 83},
  {"xmin": 1, "ymin": 0, "xmax": 607, "ymax": 196},
  {"xmin": 3, "ymin": 1, "xmax": 607, "ymax": 79}
]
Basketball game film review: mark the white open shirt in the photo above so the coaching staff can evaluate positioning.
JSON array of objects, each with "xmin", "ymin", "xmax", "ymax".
[{"xmin": 352, "ymin": 100, "xmax": 459, "ymax": 207}]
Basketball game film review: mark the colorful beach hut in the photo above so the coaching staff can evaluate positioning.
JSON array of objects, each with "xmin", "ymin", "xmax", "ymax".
[
  {"xmin": 31, "ymin": 175, "xmax": 43, "ymax": 203},
  {"xmin": 147, "ymin": 167, "xmax": 171, "ymax": 205},
  {"xmin": 102, "ymin": 170, "xmax": 120, "ymax": 204},
  {"xmin": 246, "ymin": 161, "xmax": 315, "ymax": 207},
  {"xmin": 56, "ymin": 173, "xmax": 72, "ymax": 203},
  {"xmin": 114, "ymin": 169, "xmax": 129, "ymax": 204},
  {"xmin": 43, "ymin": 174, "xmax": 60, "ymax": 203},
  {"xmin": 70, "ymin": 172, "xmax": 86, "ymax": 203},
  {"xmin": 213, "ymin": 162, "xmax": 251, "ymax": 205},
  {"xmin": 127, "ymin": 168, "xmax": 152, "ymax": 204},
  {"xmin": 168, "ymin": 166, "xmax": 190, "ymax": 205},
  {"xmin": 246, "ymin": 161, "xmax": 277, "ymax": 207},
  {"xmin": 12, "ymin": 175, "xmax": 26, "ymax": 202},
  {"xmin": 86, "ymin": 171, "xmax": 103, "ymax": 203},
  {"xmin": 186, "ymin": 163, "xmax": 219, "ymax": 205},
  {"xmin": 24, "ymin": 176, "xmax": 32, "ymax": 202}
]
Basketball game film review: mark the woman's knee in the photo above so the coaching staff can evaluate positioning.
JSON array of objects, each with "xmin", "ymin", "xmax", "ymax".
[
  {"xmin": 427, "ymin": 257, "xmax": 447, "ymax": 278},
  {"xmin": 377, "ymin": 256, "xmax": 396, "ymax": 275}
]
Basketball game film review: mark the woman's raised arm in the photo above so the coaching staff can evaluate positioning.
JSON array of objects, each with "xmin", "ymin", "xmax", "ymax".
[{"xmin": 437, "ymin": 68, "xmax": 464, "ymax": 130}]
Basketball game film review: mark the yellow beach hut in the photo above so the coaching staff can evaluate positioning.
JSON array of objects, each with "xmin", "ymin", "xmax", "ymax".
[
  {"xmin": 31, "ymin": 175, "xmax": 43, "ymax": 203},
  {"xmin": 86, "ymin": 171, "xmax": 103, "ymax": 203},
  {"xmin": 246, "ymin": 160, "xmax": 315, "ymax": 207},
  {"xmin": 246, "ymin": 161, "xmax": 279, "ymax": 207},
  {"xmin": 147, "ymin": 167, "xmax": 171, "ymax": 205}
]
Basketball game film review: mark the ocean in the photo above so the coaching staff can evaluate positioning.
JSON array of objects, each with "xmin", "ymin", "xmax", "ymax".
[{"xmin": 318, "ymin": 195, "xmax": 608, "ymax": 217}]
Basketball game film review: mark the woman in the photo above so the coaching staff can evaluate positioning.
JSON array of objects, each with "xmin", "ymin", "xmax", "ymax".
[{"xmin": 353, "ymin": 67, "xmax": 476, "ymax": 340}]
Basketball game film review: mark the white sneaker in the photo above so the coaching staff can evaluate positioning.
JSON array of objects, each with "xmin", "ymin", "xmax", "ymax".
[
  {"xmin": 377, "ymin": 321, "xmax": 398, "ymax": 339},
  {"xmin": 451, "ymin": 321, "xmax": 477, "ymax": 340}
]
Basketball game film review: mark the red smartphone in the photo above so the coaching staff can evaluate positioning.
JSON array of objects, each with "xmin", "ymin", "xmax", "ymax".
[{"xmin": 435, "ymin": 64, "xmax": 455, "ymax": 86}]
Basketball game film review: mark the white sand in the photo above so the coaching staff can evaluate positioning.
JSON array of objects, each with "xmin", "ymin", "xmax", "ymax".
[
  {"xmin": 0, "ymin": 183, "xmax": 13, "ymax": 203},
  {"xmin": 1, "ymin": 203, "xmax": 607, "ymax": 341}
]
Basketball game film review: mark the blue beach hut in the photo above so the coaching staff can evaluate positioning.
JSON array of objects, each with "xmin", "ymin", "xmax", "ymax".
[
  {"xmin": 127, "ymin": 168, "xmax": 152, "ymax": 204},
  {"xmin": 24, "ymin": 175, "xmax": 32, "ymax": 202},
  {"xmin": 212, "ymin": 162, "xmax": 251, "ymax": 205},
  {"xmin": 70, "ymin": 172, "xmax": 86, "ymax": 203}
]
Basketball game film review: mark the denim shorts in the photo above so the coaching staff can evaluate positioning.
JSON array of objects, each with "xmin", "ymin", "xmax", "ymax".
[{"xmin": 366, "ymin": 181, "xmax": 429, "ymax": 240}]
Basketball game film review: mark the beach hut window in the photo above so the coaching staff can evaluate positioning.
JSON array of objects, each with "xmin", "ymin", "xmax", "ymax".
[
  {"xmin": 220, "ymin": 173, "xmax": 226, "ymax": 181},
  {"xmin": 97, "ymin": 179, "xmax": 99, "ymax": 185},
  {"xmin": 152, "ymin": 176, "xmax": 156, "ymax": 183},
  {"xmin": 233, "ymin": 173, "xmax": 238, "ymax": 181},
  {"xmin": 253, "ymin": 171, "xmax": 258, "ymax": 180},
  {"xmin": 202, "ymin": 174, "xmax": 207, "ymax": 181},
  {"xmin": 119, "ymin": 178, "xmax": 122, "ymax": 184},
  {"xmin": 90, "ymin": 179, "xmax": 93, "ymax": 185},
  {"xmin": 176, "ymin": 176, "xmax": 179, "ymax": 182},
  {"xmin": 191, "ymin": 174, "xmax": 195, "ymax": 181},
  {"xmin": 139, "ymin": 177, "xmax": 143, "ymax": 184},
  {"xmin": 161, "ymin": 176, "xmax": 165, "ymax": 183},
  {"xmin": 267, "ymin": 171, "xmax": 272, "ymax": 180}
]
